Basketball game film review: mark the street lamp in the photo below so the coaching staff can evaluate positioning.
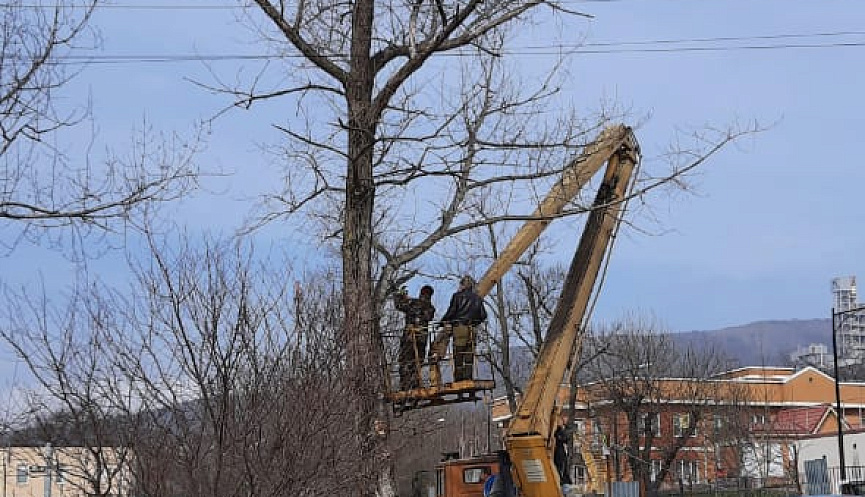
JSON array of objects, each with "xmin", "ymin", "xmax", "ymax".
[{"xmin": 832, "ymin": 304, "xmax": 865, "ymax": 483}]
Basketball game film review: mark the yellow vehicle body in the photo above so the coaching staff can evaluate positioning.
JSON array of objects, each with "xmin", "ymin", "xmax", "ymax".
[{"xmin": 504, "ymin": 435, "xmax": 562, "ymax": 496}]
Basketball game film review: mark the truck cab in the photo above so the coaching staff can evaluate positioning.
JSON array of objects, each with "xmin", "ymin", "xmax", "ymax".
[{"xmin": 435, "ymin": 453, "xmax": 499, "ymax": 497}]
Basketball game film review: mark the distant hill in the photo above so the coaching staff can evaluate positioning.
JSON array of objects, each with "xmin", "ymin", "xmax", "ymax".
[
  {"xmin": 675, "ymin": 318, "xmax": 831, "ymax": 367},
  {"xmin": 488, "ymin": 319, "xmax": 833, "ymax": 393}
]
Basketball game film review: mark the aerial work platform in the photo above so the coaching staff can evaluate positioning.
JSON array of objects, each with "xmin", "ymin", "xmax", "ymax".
[
  {"xmin": 388, "ymin": 377, "xmax": 496, "ymax": 413},
  {"xmin": 386, "ymin": 324, "xmax": 496, "ymax": 414}
]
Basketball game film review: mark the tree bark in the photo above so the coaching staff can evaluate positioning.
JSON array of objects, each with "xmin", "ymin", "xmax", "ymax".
[{"xmin": 343, "ymin": 0, "xmax": 393, "ymax": 494}]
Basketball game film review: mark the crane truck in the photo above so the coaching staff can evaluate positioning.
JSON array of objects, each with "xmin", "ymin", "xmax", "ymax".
[{"xmin": 426, "ymin": 124, "xmax": 640, "ymax": 497}]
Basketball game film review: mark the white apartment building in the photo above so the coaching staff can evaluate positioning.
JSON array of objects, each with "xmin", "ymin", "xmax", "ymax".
[
  {"xmin": 833, "ymin": 276, "xmax": 865, "ymax": 365},
  {"xmin": 790, "ymin": 343, "xmax": 832, "ymax": 369}
]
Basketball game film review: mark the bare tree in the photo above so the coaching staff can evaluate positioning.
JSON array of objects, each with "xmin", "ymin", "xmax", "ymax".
[
  {"xmin": 1, "ymin": 235, "xmax": 363, "ymax": 497},
  {"xmin": 583, "ymin": 315, "xmax": 734, "ymax": 496},
  {"xmin": 0, "ymin": 287, "xmax": 138, "ymax": 497},
  {"xmin": 1, "ymin": 1, "xmax": 750, "ymax": 496},
  {"xmin": 1, "ymin": 2, "xmax": 198, "ymax": 252},
  {"xmin": 192, "ymin": 0, "xmax": 755, "ymax": 493},
  {"xmin": 710, "ymin": 372, "xmax": 803, "ymax": 492}
]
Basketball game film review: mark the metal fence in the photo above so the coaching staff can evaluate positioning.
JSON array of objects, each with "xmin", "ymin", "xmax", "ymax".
[
  {"xmin": 801, "ymin": 459, "xmax": 865, "ymax": 495},
  {"xmin": 656, "ymin": 477, "xmax": 800, "ymax": 497},
  {"xmin": 590, "ymin": 466, "xmax": 865, "ymax": 497},
  {"xmin": 799, "ymin": 464, "xmax": 865, "ymax": 495},
  {"xmin": 609, "ymin": 481, "xmax": 641, "ymax": 497}
]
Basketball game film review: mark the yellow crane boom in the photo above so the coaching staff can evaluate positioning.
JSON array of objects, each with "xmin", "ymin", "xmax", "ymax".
[
  {"xmin": 389, "ymin": 125, "xmax": 638, "ymax": 428},
  {"xmin": 503, "ymin": 128, "xmax": 639, "ymax": 497},
  {"xmin": 475, "ymin": 124, "xmax": 636, "ymax": 299}
]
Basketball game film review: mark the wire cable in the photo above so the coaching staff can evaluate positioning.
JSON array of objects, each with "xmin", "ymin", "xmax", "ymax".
[
  {"xmin": 8, "ymin": 0, "xmax": 632, "ymax": 8},
  {"xmin": 17, "ymin": 36, "xmax": 865, "ymax": 67}
]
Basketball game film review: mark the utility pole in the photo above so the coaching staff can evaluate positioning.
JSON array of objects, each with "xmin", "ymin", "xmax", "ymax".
[
  {"xmin": 42, "ymin": 443, "xmax": 53, "ymax": 497},
  {"xmin": 832, "ymin": 304, "xmax": 865, "ymax": 486}
]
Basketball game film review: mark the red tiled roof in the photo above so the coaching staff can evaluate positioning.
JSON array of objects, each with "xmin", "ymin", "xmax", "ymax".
[{"xmin": 767, "ymin": 405, "xmax": 832, "ymax": 435}]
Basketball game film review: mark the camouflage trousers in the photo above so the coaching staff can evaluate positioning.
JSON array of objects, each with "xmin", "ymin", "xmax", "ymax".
[
  {"xmin": 429, "ymin": 324, "xmax": 476, "ymax": 383},
  {"xmin": 398, "ymin": 325, "xmax": 428, "ymax": 390}
]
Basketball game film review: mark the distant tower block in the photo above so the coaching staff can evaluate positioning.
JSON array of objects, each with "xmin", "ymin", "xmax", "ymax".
[
  {"xmin": 832, "ymin": 276, "xmax": 865, "ymax": 363},
  {"xmin": 833, "ymin": 276, "xmax": 858, "ymax": 312}
]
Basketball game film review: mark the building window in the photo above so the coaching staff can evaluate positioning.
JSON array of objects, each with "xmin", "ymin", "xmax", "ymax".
[
  {"xmin": 741, "ymin": 442, "xmax": 784, "ymax": 478},
  {"xmin": 572, "ymin": 465, "xmax": 587, "ymax": 484},
  {"xmin": 673, "ymin": 414, "xmax": 696, "ymax": 437},
  {"xmin": 641, "ymin": 413, "xmax": 661, "ymax": 437},
  {"xmin": 573, "ymin": 419, "xmax": 586, "ymax": 435},
  {"xmin": 16, "ymin": 464, "xmax": 28, "ymax": 484},
  {"xmin": 650, "ymin": 460, "xmax": 663, "ymax": 482},
  {"xmin": 713, "ymin": 414, "xmax": 724, "ymax": 435},
  {"xmin": 677, "ymin": 460, "xmax": 700, "ymax": 483},
  {"xmin": 752, "ymin": 413, "xmax": 767, "ymax": 425}
]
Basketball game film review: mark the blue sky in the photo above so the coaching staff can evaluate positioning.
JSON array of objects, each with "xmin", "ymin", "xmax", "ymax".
[{"xmin": 2, "ymin": 0, "xmax": 864, "ymax": 340}]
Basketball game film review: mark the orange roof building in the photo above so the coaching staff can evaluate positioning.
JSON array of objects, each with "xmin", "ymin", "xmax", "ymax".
[{"xmin": 491, "ymin": 366, "xmax": 865, "ymax": 493}]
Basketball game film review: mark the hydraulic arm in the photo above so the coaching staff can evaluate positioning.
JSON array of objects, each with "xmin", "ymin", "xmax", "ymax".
[
  {"xmin": 503, "ymin": 128, "xmax": 639, "ymax": 497},
  {"xmin": 389, "ymin": 125, "xmax": 638, "ymax": 424},
  {"xmin": 475, "ymin": 124, "xmax": 636, "ymax": 299},
  {"xmin": 388, "ymin": 125, "xmax": 637, "ymax": 413}
]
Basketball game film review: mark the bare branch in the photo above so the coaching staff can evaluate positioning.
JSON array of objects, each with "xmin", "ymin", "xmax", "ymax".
[{"xmin": 252, "ymin": 0, "xmax": 348, "ymax": 84}]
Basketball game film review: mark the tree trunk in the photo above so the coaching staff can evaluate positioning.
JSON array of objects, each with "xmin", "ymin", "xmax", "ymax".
[{"xmin": 344, "ymin": 0, "xmax": 394, "ymax": 495}]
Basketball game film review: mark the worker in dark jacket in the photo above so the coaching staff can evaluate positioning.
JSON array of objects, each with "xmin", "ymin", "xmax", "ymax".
[
  {"xmin": 554, "ymin": 420, "xmax": 573, "ymax": 485},
  {"xmin": 429, "ymin": 275, "xmax": 487, "ymax": 384},
  {"xmin": 394, "ymin": 285, "xmax": 435, "ymax": 390}
]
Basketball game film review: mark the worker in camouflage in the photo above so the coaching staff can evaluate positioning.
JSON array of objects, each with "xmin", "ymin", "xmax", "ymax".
[{"xmin": 394, "ymin": 285, "xmax": 435, "ymax": 391}]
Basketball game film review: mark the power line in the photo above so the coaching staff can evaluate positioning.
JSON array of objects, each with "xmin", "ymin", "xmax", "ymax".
[
  {"xmin": 2, "ymin": 2, "xmax": 237, "ymax": 8},
  {"xmin": 580, "ymin": 30, "xmax": 865, "ymax": 47},
  {"xmin": 22, "ymin": 37, "xmax": 865, "ymax": 66},
  {"xmin": 3, "ymin": 0, "xmax": 627, "ymax": 9},
  {"xmin": 31, "ymin": 29, "xmax": 865, "ymax": 55},
  {"xmin": 6, "ymin": 1, "xmax": 865, "ymax": 62},
  {"xmin": 570, "ymin": 40, "xmax": 865, "ymax": 54}
]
